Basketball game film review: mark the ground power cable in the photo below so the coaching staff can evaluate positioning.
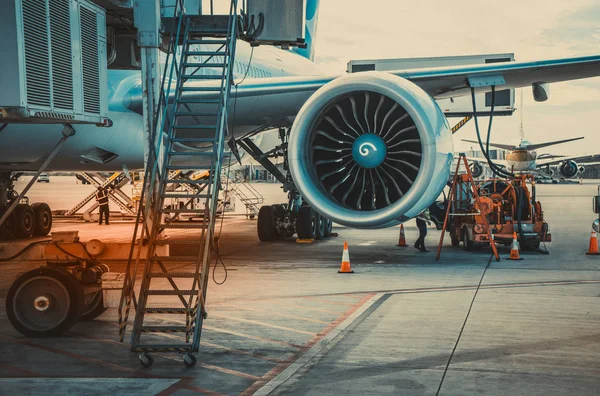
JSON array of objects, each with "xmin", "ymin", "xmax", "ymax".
[
  {"xmin": 211, "ymin": 47, "xmax": 255, "ymax": 285},
  {"xmin": 435, "ymin": 254, "xmax": 493, "ymax": 396}
]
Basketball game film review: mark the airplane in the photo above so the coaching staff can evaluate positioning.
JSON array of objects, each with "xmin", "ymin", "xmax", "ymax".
[
  {"xmin": 2, "ymin": 0, "xmax": 600, "ymax": 240},
  {"xmin": 462, "ymin": 135, "xmax": 600, "ymax": 179}
]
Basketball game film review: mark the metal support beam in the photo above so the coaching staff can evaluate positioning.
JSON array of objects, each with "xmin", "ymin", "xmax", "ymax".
[
  {"xmin": 237, "ymin": 137, "xmax": 287, "ymax": 184},
  {"xmin": 0, "ymin": 124, "xmax": 75, "ymax": 228}
]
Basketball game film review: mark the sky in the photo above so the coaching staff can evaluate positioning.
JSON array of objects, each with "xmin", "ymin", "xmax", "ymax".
[{"xmin": 311, "ymin": 0, "xmax": 600, "ymax": 156}]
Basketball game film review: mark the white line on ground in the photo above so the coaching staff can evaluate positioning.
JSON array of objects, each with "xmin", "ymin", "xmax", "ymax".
[{"xmin": 252, "ymin": 292, "xmax": 386, "ymax": 396}]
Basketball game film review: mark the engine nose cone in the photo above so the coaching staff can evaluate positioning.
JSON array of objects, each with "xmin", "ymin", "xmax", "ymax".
[{"xmin": 352, "ymin": 134, "xmax": 387, "ymax": 169}]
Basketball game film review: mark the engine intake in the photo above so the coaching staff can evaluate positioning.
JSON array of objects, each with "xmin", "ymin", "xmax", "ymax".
[
  {"xmin": 289, "ymin": 72, "xmax": 453, "ymax": 228},
  {"xmin": 559, "ymin": 160, "xmax": 578, "ymax": 178}
]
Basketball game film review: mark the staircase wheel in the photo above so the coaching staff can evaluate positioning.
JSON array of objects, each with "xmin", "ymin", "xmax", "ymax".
[
  {"xmin": 183, "ymin": 353, "xmax": 197, "ymax": 368},
  {"xmin": 139, "ymin": 353, "xmax": 153, "ymax": 368}
]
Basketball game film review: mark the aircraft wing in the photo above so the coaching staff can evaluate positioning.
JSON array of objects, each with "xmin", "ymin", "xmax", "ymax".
[
  {"xmin": 537, "ymin": 154, "xmax": 600, "ymax": 167},
  {"xmin": 526, "ymin": 137, "xmax": 584, "ymax": 150},
  {"xmin": 227, "ymin": 54, "xmax": 600, "ymax": 99},
  {"xmin": 461, "ymin": 139, "xmax": 515, "ymax": 150},
  {"xmin": 466, "ymin": 157, "xmax": 508, "ymax": 167}
]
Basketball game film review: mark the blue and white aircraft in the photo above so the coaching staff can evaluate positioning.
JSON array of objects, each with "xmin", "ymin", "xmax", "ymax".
[{"xmin": 2, "ymin": 0, "xmax": 600, "ymax": 233}]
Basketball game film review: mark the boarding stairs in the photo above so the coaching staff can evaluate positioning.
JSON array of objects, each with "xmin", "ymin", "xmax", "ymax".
[
  {"xmin": 221, "ymin": 173, "xmax": 263, "ymax": 218},
  {"xmin": 118, "ymin": 0, "xmax": 239, "ymax": 366},
  {"xmin": 66, "ymin": 172, "xmax": 136, "ymax": 216}
]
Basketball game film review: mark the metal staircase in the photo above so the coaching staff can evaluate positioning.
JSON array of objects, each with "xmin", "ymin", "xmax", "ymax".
[{"xmin": 118, "ymin": 0, "xmax": 239, "ymax": 367}]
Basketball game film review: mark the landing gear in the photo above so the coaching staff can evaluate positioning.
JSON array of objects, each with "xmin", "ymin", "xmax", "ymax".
[
  {"xmin": 257, "ymin": 205, "xmax": 277, "ymax": 242},
  {"xmin": 6, "ymin": 267, "xmax": 84, "ymax": 337},
  {"xmin": 0, "ymin": 172, "xmax": 53, "ymax": 240},
  {"xmin": 297, "ymin": 206, "xmax": 318, "ymax": 239}
]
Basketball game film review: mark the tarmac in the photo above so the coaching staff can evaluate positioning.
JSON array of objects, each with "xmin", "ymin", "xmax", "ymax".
[{"xmin": 0, "ymin": 177, "xmax": 599, "ymax": 395}]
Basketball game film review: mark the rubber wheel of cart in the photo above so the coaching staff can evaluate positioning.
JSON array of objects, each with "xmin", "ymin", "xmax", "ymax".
[
  {"xmin": 462, "ymin": 229, "xmax": 473, "ymax": 251},
  {"xmin": 80, "ymin": 291, "xmax": 108, "ymax": 321},
  {"xmin": 257, "ymin": 206, "xmax": 277, "ymax": 242},
  {"xmin": 6, "ymin": 267, "xmax": 84, "ymax": 337},
  {"xmin": 31, "ymin": 202, "xmax": 52, "ymax": 236},
  {"xmin": 0, "ymin": 210, "xmax": 17, "ymax": 240}
]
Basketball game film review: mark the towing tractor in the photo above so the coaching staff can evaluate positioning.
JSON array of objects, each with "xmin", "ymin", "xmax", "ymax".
[{"xmin": 448, "ymin": 174, "xmax": 551, "ymax": 250}]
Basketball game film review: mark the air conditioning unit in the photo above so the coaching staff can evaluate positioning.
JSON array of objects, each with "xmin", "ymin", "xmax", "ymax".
[{"xmin": 0, "ymin": 0, "xmax": 108, "ymax": 125}]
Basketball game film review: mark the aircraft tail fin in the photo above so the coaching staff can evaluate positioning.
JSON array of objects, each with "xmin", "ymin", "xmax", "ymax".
[{"xmin": 292, "ymin": 0, "xmax": 320, "ymax": 61}]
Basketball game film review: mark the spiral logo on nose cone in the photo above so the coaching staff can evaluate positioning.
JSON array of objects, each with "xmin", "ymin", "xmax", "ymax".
[
  {"xmin": 352, "ymin": 134, "xmax": 387, "ymax": 169},
  {"xmin": 359, "ymin": 142, "xmax": 378, "ymax": 156}
]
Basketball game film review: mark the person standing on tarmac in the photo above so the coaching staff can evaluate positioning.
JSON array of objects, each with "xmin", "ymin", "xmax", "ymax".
[
  {"xmin": 414, "ymin": 209, "xmax": 432, "ymax": 252},
  {"xmin": 96, "ymin": 186, "xmax": 110, "ymax": 225}
]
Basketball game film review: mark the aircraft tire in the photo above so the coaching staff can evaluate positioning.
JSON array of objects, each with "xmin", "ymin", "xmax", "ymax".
[
  {"xmin": 6, "ymin": 267, "xmax": 84, "ymax": 337},
  {"xmin": 31, "ymin": 203, "xmax": 52, "ymax": 237},
  {"xmin": 14, "ymin": 204, "xmax": 35, "ymax": 238},
  {"xmin": 315, "ymin": 213, "xmax": 326, "ymax": 240},
  {"xmin": 257, "ymin": 206, "xmax": 277, "ymax": 242},
  {"xmin": 297, "ymin": 206, "xmax": 317, "ymax": 239},
  {"xmin": 324, "ymin": 218, "xmax": 333, "ymax": 237}
]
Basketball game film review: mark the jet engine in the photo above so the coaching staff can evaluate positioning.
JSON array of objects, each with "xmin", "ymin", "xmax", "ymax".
[
  {"xmin": 470, "ymin": 162, "xmax": 484, "ymax": 178},
  {"xmin": 288, "ymin": 72, "xmax": 454, "ymax": 228},
  {"xmin": 559, "ymin": 160, "xmax": 578, "ymax": 178}
]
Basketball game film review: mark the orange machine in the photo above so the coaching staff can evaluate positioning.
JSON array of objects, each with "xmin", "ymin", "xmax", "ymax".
[{"xmin": 448, "ymin": 174, "xmax": 551, "ymax": 251}]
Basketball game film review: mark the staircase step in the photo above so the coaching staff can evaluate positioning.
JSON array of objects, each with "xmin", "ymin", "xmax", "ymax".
[
  {"xmin": 165, "ymin": 165, "xmax": 211, "ymax": 171},
  {"xmin": 147, "ymin": 271, "xmax": 199, "ymax": 277},
  {"xmin": 160, "ymin": 208, "xmax": 206, "ymax": 214},
  {"xmin": 132, "ymin": 344, "xmax": 192, "ymax": 352},
  {"xmin": 140, "ymin": 326, "xmax": 188, "ymax": 333},
  {"xmin": 144, "ymin": 307, "xmax": 189, "ymax": 314},
  {"xmin": 187, "ymin": 39, "xmax": 227, "ymax": 45},
  {"xmin": 163, "ymin": 178, "xmax": 209, "ymax": 184},
  {"xmin": 162, "ymin": 193, "xmax": 210, "ymax": 199},
  {"xmin": 146, "ymin": 289, "xmax": 196, "ymax": 296},
  {"xmin": 154, "ymin": 239, "xmax": 201, "ymax": 245},
  {"xmin": 185, "ymin": 51, "xmax": 226, "ymax": 57},
  {"xmin": 175, "ymin": 112, "xmax": 218, "ymax": 117},
  {"xmin": 171, "ymin": 137, "xmax": 215, "ymax": 143},
  {"xmin": 158, "ymin": 223, "xmax": 207, "ymax": 229},
  {"xmin": 180, "ymin": 87, "xmax": 223, "ymax": 93},
  {"xmin": 174, "ymin": 124, "xmax": 217, "ymax": 130},
  {"xmin": 168, "ymin": 151, "xmax": 215, "ymax": 157},
  {"xmin": 178, "ymin": 99, "xmax": 220, "ymax": 104},
  {"xmin": 181, "ymin": 74, "xmax": 225, "ymax": 80},
  {"xmin": 183, "ymin": 63, "xmax": 226, "ymax": 68}
]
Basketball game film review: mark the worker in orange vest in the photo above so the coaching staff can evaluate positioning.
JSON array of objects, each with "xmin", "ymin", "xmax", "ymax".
[{"xmin": 96, "ymin": 187, "xmax": 110, "ymax": 225}]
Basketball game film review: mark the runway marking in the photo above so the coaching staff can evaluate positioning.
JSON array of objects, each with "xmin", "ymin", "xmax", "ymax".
[
  {"xmin": 202, "ymin": 325, "xmax": 304, "ymax": 349},
  {"xmin": 209, "ymin": 303, "xmax": 330, "ymax": 324},
  {"xmin": 0, "ymin": 335, "xmax": 144, "ymax": 376},
  {"xmin": 0, "ymin": 363, "xmax": 39, "ymax": 377},
  {"xmin": 302, "ymin": 296, "xmax": 357, "ymax": 306},
  {"xmin": 71, "ymin": 331, "xmax": 261, "ymax": 381},
  {"xmin": 157, "ymin": 378, "xmax": 226, "ymax": 396},
  {"xmin": 209, "ymin": 313, "xmax": 317, "ymax": 336},
  {"xmin": 240, "ymin": 292, "xmax": 380, "ymax": 396},
  {"xmin": 266, "ymin": 300, "xmax": 344, "ymax": 315}
]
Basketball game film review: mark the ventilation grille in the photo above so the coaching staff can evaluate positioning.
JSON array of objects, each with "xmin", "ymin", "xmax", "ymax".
[
  {"xmin": 22, "ymin": 0, "xmax": 51, "ymax": 107},
  {"xmin": 49, "ymin": 0, "xmax": 73, "ymax": 110},
  {"xmin": 80, "ymin": 6, "xmax": 100, "ymax": 114}
]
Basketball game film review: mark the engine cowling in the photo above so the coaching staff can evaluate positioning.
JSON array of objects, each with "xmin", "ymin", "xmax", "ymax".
[
  {"xmin": 579, "ymin": 165, "xmax": 585, "ymax": 175},
  {"xmin": 559, "ymin": 160, "xmax": 578, "ymax": 178},
  {"xmin": 470, "ymin": 162, "xmax": 484, "ymax": 178},
  {"xmin": 288, "ymin": 72, "xmax": 453, "ymax": 228}
]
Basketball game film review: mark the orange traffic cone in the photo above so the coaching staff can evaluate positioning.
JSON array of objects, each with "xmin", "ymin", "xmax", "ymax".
[
  {"xmin": 586, "ymin": 231, "xmax": 600, "ymax": 255},
  {"xmin": 397, "ymin": 224, "xmax": 408, "ymax": 247},
  {"xmin": 507, "ymin": 232, "xmax": 523, "ymax": 260},
  {"xmin": 338, "ymin": 241, "xmax": 354, "ymax": 273}
]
